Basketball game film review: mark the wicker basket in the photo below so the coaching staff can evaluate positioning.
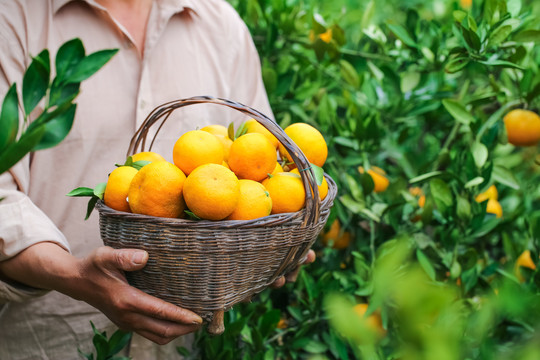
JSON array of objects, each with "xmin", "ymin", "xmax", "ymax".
[{"xmin": 96, "ymin": 96, "xmax": 337, "ymax": 334}]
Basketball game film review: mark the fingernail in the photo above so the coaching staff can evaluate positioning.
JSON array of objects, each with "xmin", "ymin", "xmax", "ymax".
[
  {"xmin": 131, "ymin": 251, "xmax": 147, "ymax": 265},
  {"xmin": 192, "ymin": 316, "xmax": 203, "ymax": 325}
]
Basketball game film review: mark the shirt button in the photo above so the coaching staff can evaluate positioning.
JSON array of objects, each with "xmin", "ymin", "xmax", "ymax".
[{"xmin": 139, "ymin": 100, "xmax": 147, "ymax": 110}]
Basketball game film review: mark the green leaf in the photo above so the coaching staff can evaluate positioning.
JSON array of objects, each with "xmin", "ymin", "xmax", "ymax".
[
  {"xmin": 465, "ymin": 177, "xmax": 484, "ymax": 188},
  {"xmin": 387, "ymin": 23, "xmax": 417, "ymax": 48},
  {"xmin": 22, "ymin": 50, "xmax": 50, "ymax": 115},
  {"xmin": 416, "ymin": 249, "xmax": 436, "ymax": 281},
  {"xmin": 0, "ymin": 84, "xmax": 20, "ymax": 151},
  {"xmin": 488, "ymin": 25, "xmax": 512, "ymax": 47},
  {"xmin": 55, "ymin": 38, "xmax": 85, "ymax": 80},
  {"xmin": 409, "ymin": 171, "xmax": 444, "ymax": 184},
  {"xmin": 0, "ymin": 126, "xmax": 46, "ymax": 174},
  {"xmin": 478, "ymin": 59, "xmax": 524, "ymax": 70},
  {"xmin": 445, "ymin": 57, "xmax": 470, "ymax": 73},
  {"xmin": 107, "ymin": 329, "xmax": 132, "ymax": 356},
  {"xmin": 67, "ymin": 187, "xmax": 95, "ymax": 197},
  {"xmin": 185, "ymin": 210, "xmax": 202, "ymax": 220},
  {"xmin": 227, "ymin": 122, "xmax": 235, "ymax": 141},
  {"xmin": 48, "ymin": 80, "xmax": 80, "ymax": 108},
  {"xmin": 442, "ymin": 99, "xmax": 474, "ymax": 125},
  {"xmin": 235, "ymin": 121, "xmax": 248, "ymax": 140},
  {"xmin": 400, "ymin": 72, "xmax": 421, "ymax": 93},
  {"xmin": 513, "ymin": 29, "xmax": 540, "ymax": 43},
  {"xmin": 85, "ymin": 196, "xmax": 99, "ymax": 221},
  {"xmin": 339, "ymin": 59, "xmax": 359, "ymax": 88},
  {"xmin": 457, "ymin": 195, "xmax": 471, "ymax": 221},
  {"xmin": 492, "ymin": 164, "xmax": 519, "ymax": 190},
  {"xmin": 93, "ymin": 182, "xmax": 107, "ymax": 199},
  {"xmin": 311, "ymin": 163, "xmax": 324, "ymax": 186},
  {"xmin": 430, "ymin": 178, "xmax": 453, "ymax": 212},
  {"xmin": 33, "ymin": 103, "xmax": 76, "ymax": 151},
  {"xmin": 471, "ymin": 142, "xmax": 488, "ymax": 168},
  {"xmin": 65, "ymin": 49, "xmax": 118, "ymax": 84},
  {"xmin": 131, "ymin": 160, "xmax": 151, "ymax": 170},
  {"xmin": 453, "ymin": 10, "xmax": 467, "ymax": 23}
]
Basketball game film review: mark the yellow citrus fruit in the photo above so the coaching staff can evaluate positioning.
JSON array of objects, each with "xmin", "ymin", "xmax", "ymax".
[
  {"xmin": 183, "ymin": 163, "xmax": 240, "ymax": 220},
  {"xmin": 222, "ymin": 161, "xmax": 230, "ymax": 169},
  {"xmin": 515, "ymin": 250, "xmax": 537, "ymax": 282},
  {"xmin": 262, "ymin": 172, "xmax": 305, "ymax": 214},
  {"xmin": 228, "ymin": 133, "xmax": 277, "ymax": 181},
  {"xmin": 353, "ymin": 304, "xmax": 386, "ymax": 337},
  {"xmin": 475, "ymin": 185, "xmax": 498, "ymax": 203},
  {"xmin": 226, "ymin": 179, "xmax": 272, "ymax": 220},
  {"xmin": 214, "ymin": 134, "xmax": 233, "ymax": 161},
  {"xmin": 321, "ymin": 219, "xmax": 351, "ymax": 250},
  {"xmin": 200, "ymin": 124, "xmax": 229, "ymax": 137},
  {"xmin": 103, "ymin": 166, "xmax": 139, "ymax": 212},
  {"xmin": 358, "ymin": 166, "xmax": 389, "ymax": 193},
  {"xmin": 128, "ymin": 161, "xmax": 186, "ymax": 218},
  {"xmin": 244, "ymin": 118, "xmax": 279, "ymax": 148},
  {"xmin": 278, "ymin": 123, "xmax": 328, "ymax": 167},
  {"xmin": 503, "ymin": 109, "xmax": 540, "ymax": 146},
  {"xmin": 130, "ymin": 151, "xmax": 166, "ymax": 164},
  {"xmin": 290, "ymin": 168, "xmax": 328, "ymax": 200},
  {"xmin": 486, "ymin": 199, "xmax": 502, "ymax": 218},
  {"xmin": 173, "ymin": 130, "xmax": 224, "ymax": 175}
]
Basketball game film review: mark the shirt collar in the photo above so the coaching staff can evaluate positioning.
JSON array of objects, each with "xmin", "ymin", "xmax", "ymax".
[{"xmin": 52, "ymin": 0, "xmax": 199, "ymax": 15}]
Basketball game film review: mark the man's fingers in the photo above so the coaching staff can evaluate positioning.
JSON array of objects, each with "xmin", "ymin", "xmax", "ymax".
[
  {"xmin": 93, "ymin": 246, "xmax": 149, "ymax": 272},
  {"xmin": 129, "ymin": 290, "xmax": 203, "ymax": 325},
  {"xmin": 270, "ymin": 276, "xmax": 286, "ymax": 289},
  {"xmin": 303, "ymin": 249, "xmax": 316, "ymax": 265},
  {"xmin": 284, "ymin": 250, "xmax": 316, "ymax": 283},
  {"xmin": 133, "ymin": 319, "xmax": 201, "ymax": 345}
]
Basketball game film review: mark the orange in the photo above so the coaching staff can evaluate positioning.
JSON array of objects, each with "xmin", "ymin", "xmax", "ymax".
[
  {"xmin": 409, "ymin": 187, "xmax": 426, "ymax": 208},
  {"xmin": 183, "ymin": 163, "xmax": 240, "ymax": 220},
  {"xmin": 173, "ymin": 130, "xmax": 224, "ymax": 175},
  {"xmin": 103, "ymin": 166, "xmax": 139, "ymax": 212},
  {"xmin": 262, "ymin": 172, "xmax": 305, "ymax": 214},
  {"xmin": 319, "ymin": 28, "xmax": 332, "ymax": 43},
  {"xmin": 228, "ymin": 133, "xmax": 277, "ymax": 181},
  {"xmin": 460, "ymin": 0, "xmax": 472, "ymax": 9},
  {"xmin": 214, "ymin": 134, "xmax": 233, "ymax": 161},
  {"xmin": 200, "ymin": 124, "xmax": 229, "ymax": 137},
  {"xmin": 290, "ymin": 168, "xmax": 328, "ymax": 200},
  {"xmin": 226, "ymin": 179, "xmax": 272, "ymax": 220},
  {"xmin": 130, "ymin": 151, "xmax": 166, "ymax": 164},
  {"xmin": 278, "ymin": 123, "xmax": 328, "ymax": 167},
  {"xmin": 353, "ymin": 304, "xmax": 386, "ymax": 337},
  {"xmin": 128, "ymin": 161, "xmax": 186, "ymax": 218},
  {"xmin": 503, "ymin": 109, "xmax": 540, "ymax": 146},
  {"xmin": 475, "ymin": 185, "xmax": 498, "ymax": 203},
  {"xmin": 515, "ymin": 250, "xmax": 537, "ymax": 282},
  {"xmin": 321, "ymin": 219, "xmax": 351, "ymax": 249},
  {"xmin": 271, "ymin": 162, "xmax": 284, "ymax": 175},
  {"xmin": 358, "ymin": 166, "xmax": 389, "ymax": 193},
  {"xmin": 244, "ymin": 118, "xmax": 279, "ymax": 148},
  {"xmin": 486, "ymin": 199, "xmax": 502, "ymax": 218}
]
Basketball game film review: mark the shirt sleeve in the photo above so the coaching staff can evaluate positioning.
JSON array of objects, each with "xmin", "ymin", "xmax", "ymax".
[{"xmin": 0, "ymin": 2, "xmax": 71, "ymax": 303}]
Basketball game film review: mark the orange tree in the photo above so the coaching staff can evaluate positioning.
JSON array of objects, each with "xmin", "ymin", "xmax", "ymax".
[{"xmin": 170, "ymin": 0, "xmax": 540, "ymax": 359}]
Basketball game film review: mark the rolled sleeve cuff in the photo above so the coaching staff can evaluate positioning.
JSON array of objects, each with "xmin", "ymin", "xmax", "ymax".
[{"xmin": 0, "ymin": 189, "xmax": 71, "ymax": 302}]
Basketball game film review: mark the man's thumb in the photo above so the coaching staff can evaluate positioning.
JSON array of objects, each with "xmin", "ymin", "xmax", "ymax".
[{"xmin": 111, "ymin": 248, "xmax": 149, "ymax": 271}]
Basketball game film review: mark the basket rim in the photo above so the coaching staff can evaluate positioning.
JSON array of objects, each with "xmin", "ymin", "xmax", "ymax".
[
  {"xmin": 96, "ymin": 174, "xmax": 337, "ymax": 229},
  {"xmin": 127, "ymin": 96, "xmax": 325, "ymax": 228}
]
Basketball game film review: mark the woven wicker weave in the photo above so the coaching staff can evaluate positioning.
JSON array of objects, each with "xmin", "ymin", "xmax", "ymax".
[{"xmin": 96, "ymin": 96, "xmax": 337, "ymax": 333}]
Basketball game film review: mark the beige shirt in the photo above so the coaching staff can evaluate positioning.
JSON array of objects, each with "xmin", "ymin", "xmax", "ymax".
[{"xmin": 0, "ymin": 0, "xmax": 272, "ymax": 358}]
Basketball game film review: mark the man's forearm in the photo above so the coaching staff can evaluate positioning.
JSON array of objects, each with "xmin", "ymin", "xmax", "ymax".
[{"xmin": 0, "ymin": 242, "xmax": 81, "ymax": 295}]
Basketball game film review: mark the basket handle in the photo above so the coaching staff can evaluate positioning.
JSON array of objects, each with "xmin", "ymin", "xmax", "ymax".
[{"xmin": 127, "ymin": 96, "xmax": 321, "ymax": 227}]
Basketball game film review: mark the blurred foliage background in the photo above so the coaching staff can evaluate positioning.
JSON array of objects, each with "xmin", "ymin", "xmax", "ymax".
[{"xmin": 180, "ymin": 0, "xmax": 540, "ymax": 359}]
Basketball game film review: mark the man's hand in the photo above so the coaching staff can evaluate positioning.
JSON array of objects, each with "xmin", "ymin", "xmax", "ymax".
[
  {"xmin": 271, "ymin": 249, "xmax": 316, "ymax": 288},
  {"xmin": 0, "ymin": 243, "xmax": 202, "ymax": 345}
]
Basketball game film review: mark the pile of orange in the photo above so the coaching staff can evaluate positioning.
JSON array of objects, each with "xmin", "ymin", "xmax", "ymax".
[{"xmin": 103, "ymin": 120, "xmax": 328, "ymax": 221}]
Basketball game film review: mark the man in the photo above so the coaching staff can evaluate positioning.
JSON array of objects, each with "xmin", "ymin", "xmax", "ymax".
[{"xmin": 0, "ymin": 0, "xmax": 314, "ymax": 358}]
